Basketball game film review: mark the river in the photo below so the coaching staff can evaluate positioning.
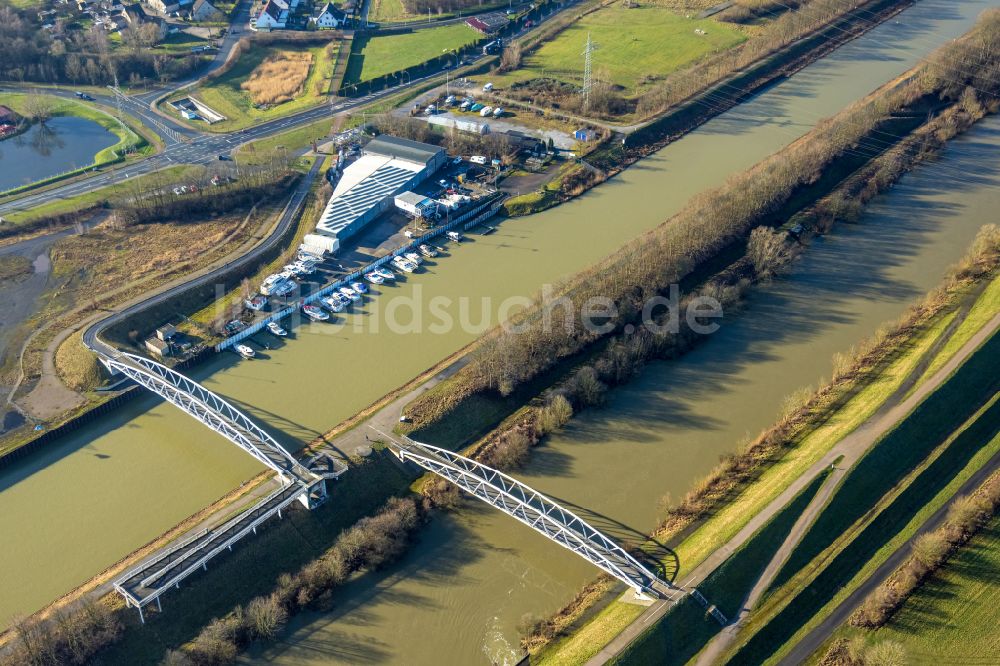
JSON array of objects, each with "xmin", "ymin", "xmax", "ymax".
[
  {"xmin": 0, "ymin": 116, "xmax": 117, "ymax": 191},
  {"xmin": 0, "ymin": 0, "xmax": 991, "ymax": 641}
]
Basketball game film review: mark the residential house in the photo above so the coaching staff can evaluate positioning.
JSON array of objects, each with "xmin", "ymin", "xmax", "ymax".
[
  {"xmin": 311, "ymin": 2, "xmax": 344, "ymax": 29},
  {"xmin": 191, "ymin": 0, "xmax": 220, "ymax": 21},
  {"xmin": 122, "ymin": 3, "xmax": 168, "ymax": 38},
  {"xmin": 143, "ymin": 0, "xmax": 178, "ymax": 12},
  {"xmin": 255, "ymin": 0, "xmax": 287, "ymax": 30}
]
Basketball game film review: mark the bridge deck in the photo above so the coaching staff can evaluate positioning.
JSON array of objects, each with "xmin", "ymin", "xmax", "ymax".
[{"xmin": 116, "ymin": 482, "xmax": 306, "ymax": 608}]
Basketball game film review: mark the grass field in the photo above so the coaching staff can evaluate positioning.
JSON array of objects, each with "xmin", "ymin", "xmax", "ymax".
[
  {"xmin": 177, "ymin": 42, "xmax": 339, "ymax": 131},
  {"xmin": 914, "ymin": 272, "xmax": 1000, "ymax": 389},
  {"xmin": 865, "ymin": 514, "xmax": 1000, "ymax": 662},
  {"xmin": 494, "ymin": 7, "xmax": 746, "ymax": 93},
  {"xmin": 369, "ymin": 0, "xmax": 508, "ymax": 23},
  {"xmin": 345, "ymin": 24, "xmax": 480, "ymax": 84}
]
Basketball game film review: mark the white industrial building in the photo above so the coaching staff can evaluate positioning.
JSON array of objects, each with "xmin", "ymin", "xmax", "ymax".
[
  {"xmin": 311, "ymin": 136, "xmax": 446, "ymax": 253},
  {"xmin": 394, "ymin": 191, "xmax": 439, "ymax": 218}
]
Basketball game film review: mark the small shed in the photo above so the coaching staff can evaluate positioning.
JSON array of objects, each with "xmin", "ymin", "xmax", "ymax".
[
  {"xmin": 145, "ymin": 337, "xmax": 171, "ymax": 357},
  {"xmin": 155, "ymin": 323, "xmax": 177, "ymax": 341},
  {"xmin": 574, "ymin": 128, "xmax": 596, "ymax": 142}
]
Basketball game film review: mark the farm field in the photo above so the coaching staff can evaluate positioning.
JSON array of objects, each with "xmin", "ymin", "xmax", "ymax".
[
  {"xmin": 493, "ymin": 6, "xmax": 746, "ymax": 92},
  {"xmin": 865, "ymin": 514, "xmax": 1000, "ymax": 663},
  {"xmin": 173, "ymin": 41, "xmax": 340, "ymax": 131},
  {"xmin": 345, "ymin": 24, "xmax": 480, "ymax": 84}
]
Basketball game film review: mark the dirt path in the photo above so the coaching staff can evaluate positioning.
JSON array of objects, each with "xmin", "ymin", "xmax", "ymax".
[{"xmin": 588, "ymin": 310, "xmax": 1000, "ymax": 665}]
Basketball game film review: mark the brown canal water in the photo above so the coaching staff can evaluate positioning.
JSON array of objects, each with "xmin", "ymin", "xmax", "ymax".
[{"xmin": 0, "ymin": 0, "xmax": 991, "ymax": 641}]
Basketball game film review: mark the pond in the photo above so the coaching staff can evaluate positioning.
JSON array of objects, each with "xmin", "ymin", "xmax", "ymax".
[{"xmin": 0, "ymin": 116, "xmax": 118, "ymax": 191}]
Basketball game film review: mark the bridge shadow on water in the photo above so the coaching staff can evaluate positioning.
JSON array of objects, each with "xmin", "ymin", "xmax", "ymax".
[{"xmin": 545, "ymin": 492, "xmax": 680, "ymax": 584}]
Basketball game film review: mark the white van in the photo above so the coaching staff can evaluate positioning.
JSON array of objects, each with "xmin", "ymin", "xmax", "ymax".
[{"xmin": 470, "ymin": 155, "xmax": 487, "ymax": 165}]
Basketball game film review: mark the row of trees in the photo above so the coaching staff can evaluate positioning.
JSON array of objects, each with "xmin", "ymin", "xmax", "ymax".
[
  {"xmin": 850, "ymin": 471, "xmax": 1000, "ymax": 630},
  {"xmin": 171, "ymin": 496, "xmax": 424, "ymax": 665},
  {"xmin": 404, "ymin": 9, "xmax": 1000, "ymax": 427},
  {"xmin": 111, "ymin": 161, "xmax": 297, "ymax": 226},
  {"xmin": 7, "ymin": 598, "xmax": 122, "ymax": 666}
]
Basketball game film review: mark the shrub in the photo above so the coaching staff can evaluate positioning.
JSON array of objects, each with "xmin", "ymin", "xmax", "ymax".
[
  {"xmin": 245, "ymin": 595, "xmax": 287, "ymax": 641},
  {"xmin": 911, "ymin": 532, "xmax": 949, "ymax": 568},
  {"xmin": 539, "ymin": 394, "xmax": 573, "ymax": 433}
]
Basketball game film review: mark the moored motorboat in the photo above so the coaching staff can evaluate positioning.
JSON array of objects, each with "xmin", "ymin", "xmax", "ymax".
[
  {"xmin": 446, "ymin": 231, "xmax": 463, "ymax": 242},
  {"xmin": 376, "ymin": 267, "xmax": 396, "ymax": 281},
  {"xmin": 364, "ymin": 271, "xmax": 384, "ymax": 285},
  {"xmin": 351, "ymin": 281, "xmax": 368, "ymax": 294},
  {"xmin": 339, "ymin": 286, "xmax": 361, "ymax": 301},
  {"xmin": 321, "ymin": 296, "xmax": 345, "ymax": 312},
  {"xmin": 267, "ymin": 321, "xmax": 287, "ymax": 337},
  {"xmin": 302, "ymin": 304, "xmax": 329, "ymax": 321},
  {"xmin": 235, "ymin": 344, "xmax": 255, "ymax": 359}
]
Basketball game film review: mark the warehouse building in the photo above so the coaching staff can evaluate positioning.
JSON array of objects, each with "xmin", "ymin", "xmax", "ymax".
[{"xmin": 311, "ymin": 136, "xmax": 446, "ymax": 253}]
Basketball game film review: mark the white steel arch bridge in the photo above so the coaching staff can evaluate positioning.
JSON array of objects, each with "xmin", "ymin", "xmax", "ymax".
[
  {"xmin": 386, "ymin": 434, "xmax": 673, "ymax": 600},
  {"xmin": 101, "ymin": 352, "xmax": 329, "ymax": 621}
]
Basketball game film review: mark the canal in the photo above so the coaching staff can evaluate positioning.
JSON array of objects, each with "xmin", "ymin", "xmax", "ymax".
[
  {"xmin": 245, "ymin": 94, "xmax": 1000, "ymax": 666},
  {"xmin": 0, "ymin": 0, "xmax": 991, "ymax": 643},
  {"xmin": 0, "ymin": 116, "xmax": 118, "ymax": 191}
]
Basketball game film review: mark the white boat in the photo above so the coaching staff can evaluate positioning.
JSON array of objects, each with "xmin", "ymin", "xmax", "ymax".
[
  {"xmin": 447, "ymin": 231, "xmax": 463, "ymax": 242},
  {"xmin": 392, "ymin": 257, "xmax": 416, "ymax": 273},
  {"xmin": 297, "ymin": 250, "xmax": 323, "ymax": 263},
  {"xmin": 272, "ymin": 279, "xmax": 296, "ymax": 297},
  {"xmin": 364, "ymin": 271, "xmax": 384, "ymax": 284},
  {"xmin": 419, "ymin": 244, "xmax": 438, "ymax": 258},
  {"xmin": 267, "ymin": 321, "xmax": 287, "ymax": 337},
  {"xmin": 339, "ymin": 286, "xmax": 361, "ymax": 301},
  {"xmin": 351, "ymin": 281, "xmax": 368, "ymax": 294},
  {"xmin": 376, "ymin": 267, "xmax": 396, "ymax": 281},
  {"xmin": 303, "ymin": 304, "xmax": 329, "ymax": 321},
  {"xmin": 236, "ymin": 344, "xmax": 255, "ymax": 359},
  {"xmin": 405, "ymin": 252, "xmax": 423, "ymax": 265},
  {"xmin": 321, "ymin": 296, "xmax": 345, "ymax": 312},
  {"xmin": 259, "ymin": 274, "xmax": 284, "ymax": 296}
]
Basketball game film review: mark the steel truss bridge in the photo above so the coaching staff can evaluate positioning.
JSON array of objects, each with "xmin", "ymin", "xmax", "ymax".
[
  {"xmin": 389, "ymin": 435, "xmax": 674, "ymax": 600},
  {"xmin": 102, "ymin": 353, "xmax": 330, "ymax": 622}
]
